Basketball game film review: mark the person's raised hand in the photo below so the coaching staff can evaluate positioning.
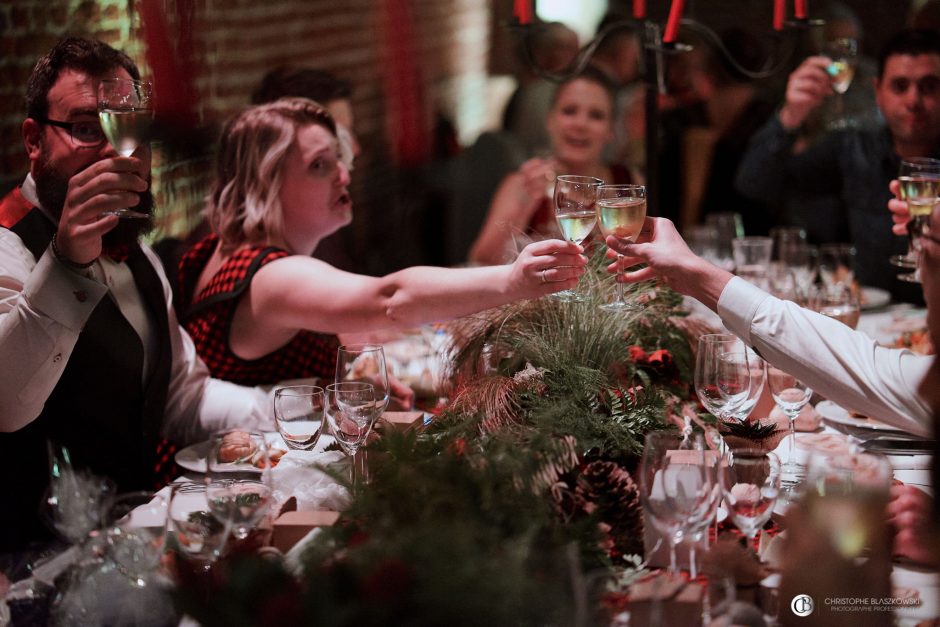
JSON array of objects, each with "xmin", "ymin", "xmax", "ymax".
[
  {"xmin": 510, "ymin": 238, "xmax": 586, "ymax": 298},
  {"xmin": 887, "ymin": 484, "xmax": 938, "ymax": 566},
  {"xmin": 888, "ymin": 179, "xmax": 912, "ymax": 236},
  {"xmin": 779, "ymin": 56, "xmax": 834, "ymax": 131},
  {"xmin": 518, "ymin": 157, "xmax": 557, "ymax": 207},
  {"xmin": 54, "ymin": 155, "xmax": 149, "ymax": 265}
]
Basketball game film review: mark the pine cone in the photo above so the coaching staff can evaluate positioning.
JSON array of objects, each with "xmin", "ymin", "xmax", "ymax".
[{"xmin": 575, "ymin": 461, "xmax": 644, "ymax": 557}]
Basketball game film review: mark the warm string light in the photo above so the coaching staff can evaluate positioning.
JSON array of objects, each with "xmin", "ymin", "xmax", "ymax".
[{"xmin": 662, "ymin": 0, "xmax": 686, "ymax": 43}]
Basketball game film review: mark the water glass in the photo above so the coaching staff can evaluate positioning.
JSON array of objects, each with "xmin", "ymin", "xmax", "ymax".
[
  {"xmin": 812, "ymin": 283, "xmax": 860, "ymax": 329},
  {"xmin": 732, "ymin": 236, "xmax": 773, "ymax": 288},
  {"xmin": 274, "ymin": 385, "xmax": 325, "ymax": 451},
  {"xmin": 168, "ymin": 482, "xmax": 229, "ymax": 569},
  {"xmin": 718, "ymin": 449, "xmax": 781, "ymax": 540},
  {"xmin": 769, "ymin": 226, "xmax": 807, "ymax": 261},
  {"xmin": 818, "ymin": 243, "xmax": 856, "ymax": 288},
  {"xmin": 705, "ymin": 212, "xmax": 744, "ymax": 271}
]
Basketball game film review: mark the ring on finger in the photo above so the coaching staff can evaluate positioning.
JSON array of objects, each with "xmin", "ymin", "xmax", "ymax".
[{"xmin": 539, "ymin": 269, "xmax": 547, "ymax": 284}]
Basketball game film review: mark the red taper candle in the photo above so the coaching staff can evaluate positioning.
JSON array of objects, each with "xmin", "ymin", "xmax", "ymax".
[
  {"xmin": 663, "ymin": 0, "xmax": 686, "ymax": 43},
  {"xmin": 795, "ymin": 0, "xmax": 807, "ymax": 19},
  {"xmin": 633, "ymin": 0, "xmax": 646, "ymax": 20},
  {"xmin": 773, "ymin": 0, "xmax": 786, "ymax": 31},
  {"xmin": 513, "ymin": 0, "xmax": 532, "ymax": 25}
]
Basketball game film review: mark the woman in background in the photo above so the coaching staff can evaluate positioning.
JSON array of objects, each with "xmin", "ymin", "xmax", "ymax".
[
  {"xmin": 179, "ymin": 98, "xmax": 586, "ymax": 387},
  {"xmin": 469, "ymin": 67, "xmax": 632, "ymax": 265}
]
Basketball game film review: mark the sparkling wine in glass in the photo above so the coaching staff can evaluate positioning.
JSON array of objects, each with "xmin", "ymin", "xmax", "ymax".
[
  {"xmin": 596, "ymin": 184, "xmax": 646, "ymax": 312},
  {"xmin": 767, "ymin": 369, "xmax": 813, "ymax": 479},
  {"xmin": 824, "ymin": 38, "xmax": 858, "ymax": 129},
  {"xmin": 894, "ymin": 158, "xmax": 940, "ymax": 281},
  {"xmin": 97, "ymin": 77, "xmax": 154, "ymax": 219},
  {"xmin": 273, "ymin": 385, "xmax": 324, "ymax": 451},
  {"xmin": 552, "ymin": 174, "xmax": 602, "ymax": 302},
  {"xmin": 719, "ymin": 450, "xmax": 781, "ymax": 541}
]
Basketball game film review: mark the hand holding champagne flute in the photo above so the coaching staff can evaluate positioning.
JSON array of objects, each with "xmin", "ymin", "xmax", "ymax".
[
  {"xmin": 552, "ymin": 175, "xmax": 602, "ymax": 302},
  {"xmin": 596, "ymin": 184, "xmax": 647, "ymax": 311},
  {"xmin": 893, "ymin": 157, "xmax": 940, "ymax": 281},
  {"xmin": 97, "ymin": 77, "xmax": 153, "ymax": 219}
]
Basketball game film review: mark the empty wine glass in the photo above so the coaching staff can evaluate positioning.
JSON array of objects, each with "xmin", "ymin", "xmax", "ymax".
[
  {"xmin": 718, "ymin": 449, "xmax": 781, "ymax": 541},
  {"xmin": 336, "ymin": 344, "xmax": 390, "ymax": 415},
  {"xmin": 97, "ymin": 77, "xmax": 153, "ymax": 219},
  {"xmin": 552, "ymin": 174, "xmax": 602, "ymax": 302},
  {"xmin": 638, "ymin": 431, "xmax": 714, "ymax": 577},
  {"xmin": 695, "ymin": 334, "xmax": 753, "ymax": 424},
  {"xmin": 103, "ymin": 491, "xmax": 168, "ymax": 587},
  {"xmin": 813, "ymin": 283, "xmax": 861, "ymax": 329},
  {"xmin": 780, "ymin": 243, "xmax": 818, "ymax": 299},
  {"xmin": 818, "ymin": 243, "xmax": 856, "ymax": 289},
  {"xmin": 274, "ymin": 385, "xmax": 325, "ymax": 451},
  {"xmin": 823, "ymin": 38, "xmax": 858, "ymax": 129},
  {"xmin": 168, "ymin": 482, "xmax": 230, "ymax": 571},
  {"xmin": 725, "ymin": 347, "xmax": 766, "ymax": 424},
  {"xmin": 325, "ymin": 381, "xmax": 380, "ymax": 483},
  {"xmin": 596, "ymin": 184, "xmax": 646, "ymax": 311},
  {"xmin": 767, "ymin": 368, "xmax": 813, "ymax": 477},
  {"xmin": 206, "ymin": 430, "xmax": 273, "ymax": 541}
]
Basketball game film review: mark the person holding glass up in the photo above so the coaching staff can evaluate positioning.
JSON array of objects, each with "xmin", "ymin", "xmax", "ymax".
[
  {"xmin": 736, "ymin": 29, "xmax": 940, "ymax": 304},
  {"xmin": 178, "ymin": 98, "xmax": 587, "ymax": 391}
]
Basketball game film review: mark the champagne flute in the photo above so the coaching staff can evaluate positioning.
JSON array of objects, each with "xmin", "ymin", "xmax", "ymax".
[
  {"xmin": 893, "ymin": 157, "xmax": 940, "ymax": 281},
  {"xmin": 97, "ymin": 77, "xmax": 154, "ymax": 219},
  {"xmin": 824, "ymin": 38, "xmax": 858, "ymax": 129},
  {"xmin": 273, "ymin": 385, "xmax": 325, "ymax": 451},
  {"xmin": 552, "ymin": 174, "xmax": 602, "ymax": 302},
  {"xmin": 767, "ymin": 368, "xmax": 813, "ymax": 478},
  {"xmin": 718, "ymin": 449, "xmax": 781, "ymax": 542},
  {"xmin": 638, "ymin": 431, "xmax": 714, "ymax": 577},
  {"xmin": 325, "ymin": 382, "xmax": 379, "ymax": 484},
  {"xmin": 596, "ymin": 184, "xmax": 646, "ymax": 312},
  {"xmin": 336, "ymin": 344, "xmax": 390, "ymax": 415}
]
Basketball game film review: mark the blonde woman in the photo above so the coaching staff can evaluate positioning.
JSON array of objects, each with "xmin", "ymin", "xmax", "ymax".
[{"xmin": 179, "ymin": 98, "xmax": 586, "ymax": 387}]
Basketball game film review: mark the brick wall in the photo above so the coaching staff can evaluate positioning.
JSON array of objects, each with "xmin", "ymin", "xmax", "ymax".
[{"xmin": 0, "ymin": 0, "xmax": 493, "ymax": 271}]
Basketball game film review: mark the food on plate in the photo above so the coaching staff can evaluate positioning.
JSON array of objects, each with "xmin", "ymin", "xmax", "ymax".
[
  {"xmin": 795, "ymin": 433, "xmax": 851, "ymax": 454},
  {"xmin": 218, "ymin": 431, "xmax": 258, "ymax": 463},
  {"xmin": 768, "ymin": 403, "xmax": 821, "ymax": 432},
  {"xmin": 892, "ymin": 329, "xmax": 934, "ymax": 355}
]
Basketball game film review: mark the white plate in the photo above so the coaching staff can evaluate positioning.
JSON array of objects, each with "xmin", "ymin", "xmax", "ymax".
[
  {"xmin": 175, "ymin": 433, "xmax": 291, "ymax": 474},
  {"xmin": 816, "ymin": 400, "xmax": 905, "ymax": 433},
  {"xmin": 861, "ymin": 286, "xmax": 890, "ymax": 310}
]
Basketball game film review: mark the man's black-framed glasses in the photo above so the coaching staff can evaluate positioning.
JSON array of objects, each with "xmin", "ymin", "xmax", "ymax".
[{"xmin": 37, "ymin": 118, "xmax": 106, "ymax": 147}]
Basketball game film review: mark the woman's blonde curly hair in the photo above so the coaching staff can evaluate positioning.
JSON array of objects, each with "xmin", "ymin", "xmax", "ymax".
[{"xmin": 207, "ymin": 97, "xmax": 336, "ymax": 253}]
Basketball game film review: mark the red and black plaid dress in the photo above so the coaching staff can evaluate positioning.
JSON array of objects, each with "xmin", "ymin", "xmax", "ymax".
[{"xmin": 179, "ymin": 234, "xmax": 339, "ymax": 386}]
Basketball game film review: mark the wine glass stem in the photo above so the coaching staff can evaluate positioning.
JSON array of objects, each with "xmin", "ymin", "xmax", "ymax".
[
  {"xmin": 617, "ymin": 253, "xmax": 625, "ymax": 304},
  {"xmin": 668, "ymin": 540, "xmax": 679, "ymax": 577},
  {"xmin": 788, "ymin": 415, "xmax": 797, "ymax": 464}
]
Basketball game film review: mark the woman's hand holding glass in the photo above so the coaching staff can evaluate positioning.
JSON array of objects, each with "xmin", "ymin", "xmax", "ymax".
[{"xmin": 552, "ymin": 174, "xmax": 602, "ymax": 302}]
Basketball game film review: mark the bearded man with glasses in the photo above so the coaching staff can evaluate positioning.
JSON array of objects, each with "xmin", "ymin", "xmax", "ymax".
[{"xmin": 0, "ymin": 37, "xmax": 271, "ymax": 553}]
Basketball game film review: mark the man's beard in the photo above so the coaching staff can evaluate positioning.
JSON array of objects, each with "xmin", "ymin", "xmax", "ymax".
[{"xmin": 35, "ymin": 159, "xmax": 156, "ymax": 250}]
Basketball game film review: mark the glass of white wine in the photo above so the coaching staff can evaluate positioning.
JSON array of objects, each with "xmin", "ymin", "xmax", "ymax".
[
  {"xmin": 596, "ymin": 184, "xmax": 646, "ymax": 311},
  {"xmin": 893, "ymin": 157, "xmax": 940, "ymax": 282},
  {"xmin": 552, "ymin": 174, "xmax": 602, "ymax": 302},
  {"xmin": 97, "ymin": 77, "xmax": 154, "ymax": 219},
  {"xmin": 824, "ymin": 38, "xmax": 858, "ymax": 130}
]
